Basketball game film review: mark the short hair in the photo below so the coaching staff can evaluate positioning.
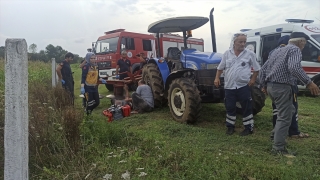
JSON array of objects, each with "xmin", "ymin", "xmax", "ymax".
[
  {"xmin": 65, "ymin": 52, "xmax": 74, "ymax": 59},
  {"xmin": 139, "ymin": 80, "xmax": 146, "ymax": 84},
  {"xmin": 121, "ymin": 50, "xmax": 127, "ymax": 55}
]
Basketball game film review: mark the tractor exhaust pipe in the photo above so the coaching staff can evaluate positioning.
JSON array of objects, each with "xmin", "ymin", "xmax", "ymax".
[{"xmin": 210, "ymin": 8, "xmax": 217, "ymax": 52}]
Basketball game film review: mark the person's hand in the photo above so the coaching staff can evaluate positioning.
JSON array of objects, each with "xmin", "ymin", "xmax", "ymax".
[
  {"xmin": 123, "ymin": 84, "xmax": 128, "ymax": 90},
  {"xmin": 214, "ymin": 78, "xmax": 220, "ymax": 88},
  {"xmin": 61, "ymin": 79, "xmax": 65, "ymax": 85},
  {"xmin": 81, "ymin": 87, "xmax": 85, "ymax": 94},
  {"xmin": 248, "ymin": 79, "xmax": 255, "ymax": 87},
  {"xmin": 101, "ymin": 79, "xmax": 107, "ymax": 84},
  {"xmin": 307, "ymin": 82, "xmax": 320, "ymax": 96},
  {"xmin": 261, "ymin": 87, "xmax": 268, "ymax": 95},
  {"xmin": 115, "ymin": 75, "xmax": 119, "ymax": 79}
]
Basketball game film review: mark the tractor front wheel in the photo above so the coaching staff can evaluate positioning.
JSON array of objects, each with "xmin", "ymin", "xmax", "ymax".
[{"xmin": 168, "ymin": 78, "xmax": 201, "ymax": 123}]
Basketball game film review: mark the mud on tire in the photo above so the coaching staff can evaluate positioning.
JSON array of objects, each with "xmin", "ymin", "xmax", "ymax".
[
  {"xmin": 236, "ymin": 86, "xmax": 266, "ymax": 115},
  {"xmin": 142, "ymin": 63, "xmax": 164, "ymax": 108},
  {"xmin": 168, "ymin": 78, "xmax": 201, "ymax": 123}
]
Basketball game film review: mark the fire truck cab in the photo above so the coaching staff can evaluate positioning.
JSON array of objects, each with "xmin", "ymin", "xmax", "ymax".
[
  {"xmin": 93, "ymin": 29, "xmax": 156, "ymax": 77},
  {"xmin": 234, "ymin": 19, "xmax": 320, "ymax": 91}
]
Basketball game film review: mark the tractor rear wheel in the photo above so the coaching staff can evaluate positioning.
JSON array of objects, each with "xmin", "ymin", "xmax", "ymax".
[
  {"xmin": 168, "ymin": 78, "xmax": 201, "ymax": 123},
  {"xmin": 236, "ymin": 86, "xmax": 266, "ymax": 115},
  {"xmin": 142, "ymin": 63, "xmax": 164, "ymax": 108}
]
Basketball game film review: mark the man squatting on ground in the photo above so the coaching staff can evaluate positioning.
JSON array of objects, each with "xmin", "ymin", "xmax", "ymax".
[
  {"xmin": 260, "ymin": 35, "xmax": 309, "ymax": 140},
  {"xmin": 214, "ymin": 33, "xmax": 261, "ymax": 136},
  {"xmin": 124, "ymin": 80, "xmax": 154, "ymax": 114},
  {"xmin": 81, "ymin": 53, "xmax": 107, "ymax": 115},
  {"xmin": 56, "ymin": 52, "xmax": 75, "ymax": 105},
  {"xmin": 259, "ymin": 32, "xmax": 319, "ymax": 155}
]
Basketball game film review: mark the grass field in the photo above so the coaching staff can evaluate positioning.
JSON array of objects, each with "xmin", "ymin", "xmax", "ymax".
[{"xmin": 1, "ymin": 60, "xmax": 320, "ymax": 179}]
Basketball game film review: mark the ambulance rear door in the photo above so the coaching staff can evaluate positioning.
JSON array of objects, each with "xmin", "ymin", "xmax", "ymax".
[{"xmin": 246, "ymin": 36, "xmax": 261, "ymax": 64}]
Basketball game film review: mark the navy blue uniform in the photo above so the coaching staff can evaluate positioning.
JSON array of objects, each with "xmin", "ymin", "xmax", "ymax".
[
  {"xmin": 117, "ymin": 59, "xmax": 131, "ymax": 80},
  {"xmin": 81, "ymin": 63, "xmax": 100, "ymax": 114},
  {"xmin": 60, "ymin": 60, "xmax": 74, "ymax": 104}
]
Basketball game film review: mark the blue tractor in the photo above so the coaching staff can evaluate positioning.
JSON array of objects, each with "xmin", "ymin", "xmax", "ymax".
[{"xmin": 142, "ymin": 8, "xmax": 266, "ymax": 123}]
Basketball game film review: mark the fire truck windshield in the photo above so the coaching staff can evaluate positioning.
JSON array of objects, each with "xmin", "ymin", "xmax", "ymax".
[{"xmin": 95, "ymin": 37, "xmax": 119, "ymax": 54}]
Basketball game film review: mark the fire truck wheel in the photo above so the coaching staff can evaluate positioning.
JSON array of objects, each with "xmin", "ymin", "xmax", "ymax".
[
  {"xmin": 236, "ymin": 86, "xmax": 266, "ymax": 115},
  {"xmin": 105, "ymin": 84, "xmax": 114, "ymax": 92},
  {"xmin": 142, "ymin": 63, "xmax": 164, "ymax": 108},
  {"xmin": 168, "ymin": 78, "xmax": 201, "ymax": 124}
]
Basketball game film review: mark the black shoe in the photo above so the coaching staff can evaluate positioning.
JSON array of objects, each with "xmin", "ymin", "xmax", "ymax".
[
  {"xmin": 270, "ymin": 148, "xmax": 296, "ymax": 157},
  {"xmin": 226, "ymin": 127, "xmax": 235, "ymax": 135},
  {"xmin": 240, "ymin": 129, "xmax": 253, "ymax": 136}
]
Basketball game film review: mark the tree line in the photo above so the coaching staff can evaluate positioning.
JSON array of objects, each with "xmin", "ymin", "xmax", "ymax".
[{"xmin": 0, "ymin": 43, "xmax": 83, "ymax": 64}]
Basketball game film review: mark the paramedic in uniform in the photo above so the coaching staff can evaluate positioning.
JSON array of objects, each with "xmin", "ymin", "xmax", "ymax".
[
  {"xmin": 214, "ymin": 33, "xmax": 261, "ymax": 136},
  {"xmin": 81, "ymin": 53, "xmax": 107, "ymax": 115},
  {"xmin": 259, "ymin": 32, "xmax": 319, "ymax": 155},
  {"xmin": 56, "ymin": 52, "xmax": 75, "ymax": 105},
  {"xmin": 116, "ymin": 50, "xmax": 132, "ymax": 80}
]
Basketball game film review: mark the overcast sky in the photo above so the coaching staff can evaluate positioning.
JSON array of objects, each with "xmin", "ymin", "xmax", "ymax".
[{"xmin": 1, "ymin": 0, "xmax": 319, "ymax": 57}]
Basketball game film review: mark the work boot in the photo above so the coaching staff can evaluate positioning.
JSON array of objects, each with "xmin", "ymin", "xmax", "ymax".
[
  {"xmin": 226, "ymin": 127, "xmax": 235, "ymax": 135},
  {"xmin": 239, "ymin": 128, "xmax": 253, "ymax": 136}
]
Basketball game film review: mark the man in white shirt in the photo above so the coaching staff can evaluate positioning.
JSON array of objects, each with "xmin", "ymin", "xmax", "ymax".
[{"xmin": 214, "ymin": 33, "xmax": 261, "ymax": 136}]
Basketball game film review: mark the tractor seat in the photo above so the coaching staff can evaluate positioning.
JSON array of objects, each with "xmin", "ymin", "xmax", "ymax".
[{"xmin": 167, "ymin": 47, "xmax": 181, "ymax": 60}]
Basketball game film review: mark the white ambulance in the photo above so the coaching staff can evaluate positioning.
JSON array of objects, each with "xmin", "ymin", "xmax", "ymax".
[{"xmin": 234, "ymin": 19, "xmax": 320, "ymax": 91}]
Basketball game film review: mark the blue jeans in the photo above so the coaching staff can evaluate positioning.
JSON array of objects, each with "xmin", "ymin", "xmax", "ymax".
[
  {"xmin": 272, "ymin": 85, "xmax": 300, "ymax": 136},
  {"xmin": 225, "ymin": 85, "xmax": 254, "ymax": 130}
]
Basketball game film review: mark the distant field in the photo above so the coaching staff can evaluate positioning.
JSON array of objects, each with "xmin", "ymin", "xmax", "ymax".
[{"xmin": 1, "ymin": 60, "xmax": 320, "ymax": 179}]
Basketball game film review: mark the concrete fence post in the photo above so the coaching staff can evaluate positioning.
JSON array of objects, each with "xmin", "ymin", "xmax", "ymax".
[
  {"xmin": 5, "ymin": 39, "xmax": 29, "ymax": 180},
  {"xmin": 51, "ymin": 58, "xmax": 57, "ymax": 87}
]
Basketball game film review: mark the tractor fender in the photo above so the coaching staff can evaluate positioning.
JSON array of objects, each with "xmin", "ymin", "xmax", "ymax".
[
  {"xmin": 147, "ymin": 58, "xmax": 170, "ymax": 85},
  {"xmin": 164, "ymin": 69, "xmax": 195, "ymax": 92},
  {"xmin": 131, "ymin": 63, "xmax": 141, "ymax": 73}
]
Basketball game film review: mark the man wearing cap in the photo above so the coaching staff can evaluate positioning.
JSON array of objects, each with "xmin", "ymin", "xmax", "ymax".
[
  {"xmin": 260, "ymin": 35, "xmax": 309, "ymax": 141},
  {"xmin": 116, "ymin": 50, "xmax": 132, "ymax": 80},
  {"xmin": 214, "ymin": 33, "xmax": 261, "ymax": 136},
  {"xmin": 260, "ymin": 32, "xmax": 319, "ymax": 155}
]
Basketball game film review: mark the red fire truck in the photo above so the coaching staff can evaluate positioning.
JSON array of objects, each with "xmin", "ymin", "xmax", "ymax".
[{"xmin": 92, "ymin": 29, "xmax": 204, "ymax": 90}]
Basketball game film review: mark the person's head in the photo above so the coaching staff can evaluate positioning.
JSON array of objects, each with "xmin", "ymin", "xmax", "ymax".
[
  {"xmin": 85, "ymin": 52, "xmax": 95, "ymax": 64},
  {"xmin": 87, "ymin": 48, "xmax": 92, "ymax": 52},
  {"xmin": 277, "ymin": 35, "xmax": 290, "ymax": 46},
  {"xmin": 288, "ymin": 32, "xmax": 310, "ymax": 50},
  {"xmin": 138, "ymin": 80, "xmax": 145, "ymax": 86},
  {"xmin": 65, "ymin": 52, "xmax": 74, "ymax": 62},
  {"xmin": 121, "ymin": 50, "xmax": 127, "ymax": 59},
  {"xmin": 232, "ymin": 33, "xmax": 247, "ymax": 52}
]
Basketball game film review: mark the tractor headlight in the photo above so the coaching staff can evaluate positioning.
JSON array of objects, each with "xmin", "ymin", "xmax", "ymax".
[{"xmin": 207, "ymin": 64, "xmax": 218, "ymax": 69}]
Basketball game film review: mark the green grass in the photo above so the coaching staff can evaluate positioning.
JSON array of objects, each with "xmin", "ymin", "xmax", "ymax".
[
  {"xmin": 71, "ymin": 64, "xmax": 320, "ymax": 180},
  {"xmin": 1, "ymin": 61, "xmax": 320, "ymax": 179}
]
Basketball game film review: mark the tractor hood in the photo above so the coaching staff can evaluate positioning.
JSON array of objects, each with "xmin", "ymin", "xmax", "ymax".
[{"xmin": 181, "ymin": 48, "xmax": 222, "ymax": 70}]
